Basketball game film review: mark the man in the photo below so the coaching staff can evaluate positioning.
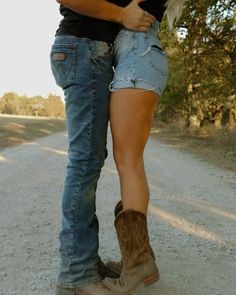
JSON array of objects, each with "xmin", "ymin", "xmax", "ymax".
[{"xmin": 50, "ymin": 1, "xmax": 155, "ymax": 294}]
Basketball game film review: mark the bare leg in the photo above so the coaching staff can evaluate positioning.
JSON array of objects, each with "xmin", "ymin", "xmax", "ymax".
[{"xmin": 110, "ymin": 88, "xmax": 159, "ymax": 215}]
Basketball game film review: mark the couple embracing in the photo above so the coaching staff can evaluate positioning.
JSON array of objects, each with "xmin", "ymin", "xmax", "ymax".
[{"xmin": 50, "ymin": 0, "xmax": 185, "ymax": 294}]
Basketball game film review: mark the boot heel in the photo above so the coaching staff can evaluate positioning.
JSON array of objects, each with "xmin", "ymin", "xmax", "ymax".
[{"xmin": 144, "ymin": 272, "xmax": 160, "ymax": 286}]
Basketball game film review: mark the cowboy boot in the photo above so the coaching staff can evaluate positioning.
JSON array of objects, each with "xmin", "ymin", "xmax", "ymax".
[
  {"xmin": 103, "ymin": 209, "xmax": 160, "ymax": 294},
  {"xmin": 106, "ymin": 201, "xmax": 156, "ymax": 276},
  {"xmin": 114, "ymin": 201, "xmax": 156, "ymax": 262}
]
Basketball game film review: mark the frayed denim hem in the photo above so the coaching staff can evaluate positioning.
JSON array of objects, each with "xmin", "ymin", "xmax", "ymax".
[
  {"xmin": 55, "ymin": 276, "xmax": 101, "ymax": 289},
  {"xmin": 109, "ymin": 77, "xmax": 162, "ymax": 97}
]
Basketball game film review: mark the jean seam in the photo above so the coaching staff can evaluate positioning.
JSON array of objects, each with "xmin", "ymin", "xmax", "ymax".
[{"xmin": 70, "ymin": 42, "xmax": 95, "ymax": 260}]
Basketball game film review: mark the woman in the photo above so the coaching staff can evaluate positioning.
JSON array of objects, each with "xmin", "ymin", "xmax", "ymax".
[{"xmin": 103, "ymin": 0, "xmax": 186, "ymax": 294}]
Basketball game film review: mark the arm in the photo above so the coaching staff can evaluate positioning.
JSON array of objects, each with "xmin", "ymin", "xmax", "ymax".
[{"xmin": 56, "ymin": 0, "xmax": 155, "ymax": 32}]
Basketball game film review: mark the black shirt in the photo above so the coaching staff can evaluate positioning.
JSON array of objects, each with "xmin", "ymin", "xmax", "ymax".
[
  {"xmin": 111, "ymin": 0, "xmax": 167, "ymax": 22},
  {"xmin": 56, "ymin": 0, "xmax": 167, "ymax": 43}
]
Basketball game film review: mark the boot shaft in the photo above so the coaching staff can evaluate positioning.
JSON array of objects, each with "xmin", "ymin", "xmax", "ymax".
[
  {"xmin": 115, "ymin": 209, "xmax": 152, "ymax": 269},
  {"xmin": 114, "ymin": 201, "xmax": 156, "ymax": 261}
]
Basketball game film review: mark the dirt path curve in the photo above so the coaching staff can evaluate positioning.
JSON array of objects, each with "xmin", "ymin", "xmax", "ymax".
[{"xmin": 0, "ymin": 131, "xmax": 236, "ymax": 295}]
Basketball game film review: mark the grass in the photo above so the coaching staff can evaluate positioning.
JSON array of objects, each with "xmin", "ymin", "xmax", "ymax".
[
  {"xmin": 151, "ymin": 119, "xmax": 236, "ymax": 173},
  {"xmin": 0, "ymin": 114, "xmax": 66, "ymax": 150}
]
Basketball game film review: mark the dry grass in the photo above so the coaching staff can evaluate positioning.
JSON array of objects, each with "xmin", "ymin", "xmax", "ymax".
[
  {"xmin": 152, "ymin": 119, "xmax": 236, "ymax": 173},
  {"xmin": 0, "ymin": 115, "xmax": 66, "ymax": 150}
]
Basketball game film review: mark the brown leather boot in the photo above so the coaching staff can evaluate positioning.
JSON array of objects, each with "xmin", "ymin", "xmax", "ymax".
[
  {"xmin": 106, "ymin": 202, "xmax": 156, "ymax": 276},
  {"xmin": 55, "ymin": 281, "xmax": 115, "ymax": 295},
  {"xmin": 103, "ymin": 209, "xmax": 160, "ymax": 294}
]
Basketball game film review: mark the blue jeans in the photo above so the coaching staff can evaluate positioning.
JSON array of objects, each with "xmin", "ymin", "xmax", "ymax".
[{"xmin": 50, "ymin": 35, "xmax": 114, "ymax": 288}]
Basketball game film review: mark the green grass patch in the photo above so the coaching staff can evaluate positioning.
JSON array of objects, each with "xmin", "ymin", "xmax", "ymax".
[{"xmin": 0, "ymin": 115, "xmax": 66, "ymax": 150}]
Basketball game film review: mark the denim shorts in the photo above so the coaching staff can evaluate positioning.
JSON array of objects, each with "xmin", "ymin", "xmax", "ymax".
[{"xmin": 109, "ymin": 21, "xmax": 169, "ymax": 96}]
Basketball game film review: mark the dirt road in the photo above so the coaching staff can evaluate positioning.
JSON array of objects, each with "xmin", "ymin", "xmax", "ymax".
[{"xmin": 0, "ymin": 131, "xmax": 236, "ymax": 295}]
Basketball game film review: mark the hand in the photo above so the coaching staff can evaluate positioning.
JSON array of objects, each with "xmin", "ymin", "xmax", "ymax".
[{"xmin": 120, "ymin": 0, "xmax": 155, "ymax": 32}]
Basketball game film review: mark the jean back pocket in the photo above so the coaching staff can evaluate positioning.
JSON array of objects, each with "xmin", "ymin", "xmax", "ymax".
[{"xmin": 50, "ymin": 43, "xmax": 76, "ymax": 89}]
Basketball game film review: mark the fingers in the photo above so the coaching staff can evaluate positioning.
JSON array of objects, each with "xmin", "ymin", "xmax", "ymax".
[
  {"xmin": 132, "ymin": 0, "xmax": 156, "ymax": 22},
  {"xmin": 139, "ymin": 21, "xmax": 152, "ymax": 31},
  {"xmin": 134, "ymin": 20, "xmax": 153, "ymax": 32},
  {"xmin": 138, "ymin": 27, "xmax": 149, "ymax": 32},
  {"xmin": 143, "ymin": 11, "xmax": 156, "ymax": 23},
  {"xmin": 121, "ymin": 0, "xmax": 156, "ymax": 32},
  {"xmin": 137, "ymin": 23, "xmax": 154, "ymax": 32},
  {"xmin": 141, "ymin": 11, "xmax": 156, "ymax": 31}
]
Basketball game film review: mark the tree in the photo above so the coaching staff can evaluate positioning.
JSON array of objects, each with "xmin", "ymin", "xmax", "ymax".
[
  {"xmin": 159, "ymin": 0, "xmax": 236, "ymax": 128},
  {"xmin": 0, "ymin": 92, "xmax": 65, "ymax": 118},
  {"xmin": 0, "ymin": 92, "xmax": 18, "ymax": 114},
  {"xmin": 44, "ymin": 94, "xmax": 65, "ymax": 118}
]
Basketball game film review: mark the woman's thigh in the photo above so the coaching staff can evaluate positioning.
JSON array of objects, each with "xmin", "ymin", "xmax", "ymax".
[{"xmin": 110, "ymin": 88, "xmax": 159, "ymax": 156}]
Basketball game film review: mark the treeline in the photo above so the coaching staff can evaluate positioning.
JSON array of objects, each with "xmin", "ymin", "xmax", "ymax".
[
  {"xmin": 0, "ymin": 92, "xmax": 65, "ymax": 118},
  {"xmin": 159, "ymin": 0, "xmax": 236, "ymax": 129},
  {"xmin": 1, "ymin": 0, "xmax": 235, "ymax": 127}
]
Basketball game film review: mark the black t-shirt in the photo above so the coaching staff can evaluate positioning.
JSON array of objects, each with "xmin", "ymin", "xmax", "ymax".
[
  {"xmin": 56, "ymin": 0, "xmax": 167, "ymax": 43},
  {"xmin": 112, "ymin": 0, "xmax": 167, "ymax": 21},
  {"xmin": 56, "ymin": 6, "xmax": 119, "ymax": 43}
]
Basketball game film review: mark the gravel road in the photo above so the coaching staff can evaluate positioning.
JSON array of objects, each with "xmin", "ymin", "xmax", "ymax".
[{"xmin": 0, "ymin": 131, "xmax": 236, "ymax": 295}]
